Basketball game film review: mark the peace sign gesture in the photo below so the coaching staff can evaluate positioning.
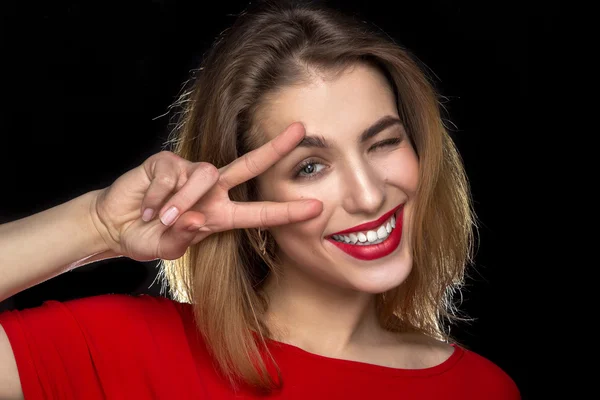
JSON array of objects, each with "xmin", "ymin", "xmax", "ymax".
[{"xmin": 92, "ymin": 123, "xmax": 322, "ymax": 261}]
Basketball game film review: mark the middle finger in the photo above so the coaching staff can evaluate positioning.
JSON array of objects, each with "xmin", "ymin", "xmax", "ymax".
[{"xmin": 217, "ymin": 122, "xmax": 305, "ymax": 191}]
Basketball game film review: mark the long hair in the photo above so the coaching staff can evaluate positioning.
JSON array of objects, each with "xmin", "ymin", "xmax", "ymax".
[{"xmin": 160, "ymin": 0, "xmax": 476, "ymax": 393}]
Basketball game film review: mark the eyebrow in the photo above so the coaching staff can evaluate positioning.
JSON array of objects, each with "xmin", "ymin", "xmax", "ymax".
[{"xmin": 296, "ymin": 115, "xmax": 404, "ymax": 149}]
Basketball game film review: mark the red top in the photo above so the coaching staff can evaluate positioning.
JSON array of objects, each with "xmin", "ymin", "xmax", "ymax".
[{"xmin": 0, "ymin": 294, "xmax": 520, "ymax": 399}]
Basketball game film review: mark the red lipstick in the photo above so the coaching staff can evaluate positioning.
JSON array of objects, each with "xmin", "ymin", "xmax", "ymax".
[
  {"xmin": 329, "ymin": 204, "xmax": 403, "ymax": 236},
  {"xmin": 326, "ymin": 204, "xmax": 404, "ymax": 261}
]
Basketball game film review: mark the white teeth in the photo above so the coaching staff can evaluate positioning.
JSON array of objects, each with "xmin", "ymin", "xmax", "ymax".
[
  {"xmin": 331, "ymin": 214, "xmax": 398, "ymax": 245},
  {"xmin": 366, "ymin": 230, "xmax": 377, "ymax": 242}
]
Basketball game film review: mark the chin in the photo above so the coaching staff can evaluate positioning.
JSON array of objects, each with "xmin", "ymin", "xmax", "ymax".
[
  {"xmin": 342, "ymin": 253, "xmax": 413, "ymax": 294},
  {"xmin": 272, "ymin": 217, "xmax": 414, "ymax": 295}
]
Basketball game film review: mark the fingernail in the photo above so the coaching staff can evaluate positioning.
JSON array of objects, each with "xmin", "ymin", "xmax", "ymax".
[
  {"xmin": 142, "ymin": 208, "xmax": 154, "ymax": 222},
  {"xmin": 160, "ymin": 206, "xmax": 179, "ymax": 226}
]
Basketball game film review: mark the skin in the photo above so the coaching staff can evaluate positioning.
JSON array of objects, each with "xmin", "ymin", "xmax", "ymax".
[
  {"xmin": 255, "ymin": 63, "xmax": 454, "ymax": 368},
  {"xmin": 0, "ymin": 65, "xmax": 452, "ymax": 398}
]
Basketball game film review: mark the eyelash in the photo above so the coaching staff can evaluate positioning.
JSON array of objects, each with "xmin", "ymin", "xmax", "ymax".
[
  {"xmin": 293, "ymin": 137, "xmax": 403, "ymax": 180},
  {"xmin": 370, "ymin": 137, "xmax": 402, "ymax": 150},
  {"xmin": 294, "ymin": 158, "xmax": 324, "ymax": 180}
]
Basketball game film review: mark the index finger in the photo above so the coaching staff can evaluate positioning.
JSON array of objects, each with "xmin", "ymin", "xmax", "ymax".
[{"xmin": 217, "ymin": 122, "xmax": 305, "ymax": 191}]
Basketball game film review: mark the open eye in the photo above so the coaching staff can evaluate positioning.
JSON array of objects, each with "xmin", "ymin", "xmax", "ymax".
[{"xmin": 294, "ymin": 159, "xmax": 327, "ymax": 180}]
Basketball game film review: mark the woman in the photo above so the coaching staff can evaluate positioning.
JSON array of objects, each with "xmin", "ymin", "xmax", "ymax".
[{"xmin": 0, "ymin": 1, "xmax": 520, "ymax": 398}]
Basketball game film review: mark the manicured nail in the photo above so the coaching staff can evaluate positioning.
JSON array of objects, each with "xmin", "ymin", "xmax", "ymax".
[
  {"xmin": 142, "ymin": 208, "xmax": 154, "ymax": 222},
  {"xmin": 160, "ymin": 206, "xmax": 179, "ymax": 226}
]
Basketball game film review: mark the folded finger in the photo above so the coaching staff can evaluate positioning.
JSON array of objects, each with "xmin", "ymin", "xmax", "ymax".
[{"xmin": 158, "ymin": 162, "xmax": 219, "ymax": 226}]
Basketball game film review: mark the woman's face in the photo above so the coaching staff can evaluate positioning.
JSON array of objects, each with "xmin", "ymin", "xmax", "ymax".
[{"xmin": 255, "ymin": 64, "xmax": 419, "ymax": 294}]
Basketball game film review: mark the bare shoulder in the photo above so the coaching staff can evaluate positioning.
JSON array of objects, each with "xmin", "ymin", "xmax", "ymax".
[{"xmin": 0, "ymin": 323, "xmax": 24, "ymax": 399}]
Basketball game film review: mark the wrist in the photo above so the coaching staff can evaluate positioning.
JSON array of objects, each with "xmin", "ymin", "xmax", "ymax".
[{"xmin": 84, "ymin": 189, "xmax": 119, "ymax": 256}]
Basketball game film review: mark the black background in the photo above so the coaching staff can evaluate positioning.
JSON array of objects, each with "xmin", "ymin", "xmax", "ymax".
[{"xmin": 1, "ymin": 1, "xmax": 550, "ymax": 398}]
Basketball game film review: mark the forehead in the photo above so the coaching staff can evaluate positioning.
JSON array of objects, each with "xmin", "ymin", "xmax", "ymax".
[{"xmin": 257, "ymin": 64, "xmax": 398, "ymax": 142}]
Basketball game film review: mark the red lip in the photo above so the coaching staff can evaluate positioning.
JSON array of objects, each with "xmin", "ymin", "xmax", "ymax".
[
  {"xmin": 326, "ymin": 206, "xmax": 404, "ymax": 261},
  {"xmin": 328, "ymin": 204, "xmax": 404, "ymax": 236}
]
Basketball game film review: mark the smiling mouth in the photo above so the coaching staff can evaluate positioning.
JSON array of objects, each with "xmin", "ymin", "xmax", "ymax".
[
  {"xmin": 330, "ymin": 213, "xmax": 397, "ymax": 245},
  {"xmin": 325, "ymin": 205, "xmax": 404, "ymax": 261},
  {"xmin": 326, "ymin": 203, "xmax": 404, "ymax": 245}
]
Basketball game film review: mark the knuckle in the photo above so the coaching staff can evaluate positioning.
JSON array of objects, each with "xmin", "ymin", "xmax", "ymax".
[
  {"xmin": 151, "ymin": 150, "xmax": 175, "ymax": 164},
  {"xmin": 158, "ymin": 150, "xmax": 176, "ymax": 159},
  {"xmin": 270, "ymin": 139, "xmax": 285, "ymax": 157},
  {"xmin": 244, "ymin": 154, "xmax": 262, "ymax": 176},
  {"xmin": 155, "ymin": 174, "xmax": 177, "ymax": 188},
  {"xmin": 196, "ymin": 162, "xmax": 219, "ymax": 180},
  {"xmin": 147, "ymin": 151, "xmax": 178, "ymax": 173},
  {"xmin": 259, "ymin": 205, "xmax": 269, "ymax": 227}
]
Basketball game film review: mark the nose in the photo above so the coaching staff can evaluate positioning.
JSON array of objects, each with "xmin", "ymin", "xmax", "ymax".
[{"xmin": 341, "ymin": 160, "xmax": 386, "ymax": 216}]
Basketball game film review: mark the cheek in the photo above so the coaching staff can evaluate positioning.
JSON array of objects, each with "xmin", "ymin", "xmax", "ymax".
[
  {"xmin": 270, "ymin": 223, "xmax": 321, "ymax": 263},
  {"xmin": 381, "ymin": 149, "xmax": 419, "ymax": 192},
  {"xmin": 256, "ymin": 172, "xmax": 330, "ymax": 243},
  {"xmin": 270, "ymin": 208, "xmax": 327, "ymax": 243},
  {"xmin": 257, "ymin": 171, "xmax": 329, "ymax": 205}
]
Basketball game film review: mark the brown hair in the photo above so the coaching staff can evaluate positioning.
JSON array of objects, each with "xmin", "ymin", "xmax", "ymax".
[{"xmin": 160, "ymin": 0, "xmax": 476, "ymax": 394}]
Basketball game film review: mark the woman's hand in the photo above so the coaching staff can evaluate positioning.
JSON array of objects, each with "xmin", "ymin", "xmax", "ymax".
[{"xmin": 91, "ymin": 123, "xmax": 322, "ymax": 261}]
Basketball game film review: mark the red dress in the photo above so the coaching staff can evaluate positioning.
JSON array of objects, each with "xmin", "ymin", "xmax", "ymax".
[{"xmin": 0, "ymin": 294, "xmax": 520, "ymax": 399}]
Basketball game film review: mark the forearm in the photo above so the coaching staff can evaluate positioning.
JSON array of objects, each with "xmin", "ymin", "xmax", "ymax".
[{"xmin": 0, "ymin": 190, "xmax": 119, "ymax": 302}]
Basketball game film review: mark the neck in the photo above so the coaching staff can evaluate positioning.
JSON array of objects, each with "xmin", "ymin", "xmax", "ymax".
[{"xmin": 261, "ymin": 257, "xmax": 388, "ymax": 357}]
